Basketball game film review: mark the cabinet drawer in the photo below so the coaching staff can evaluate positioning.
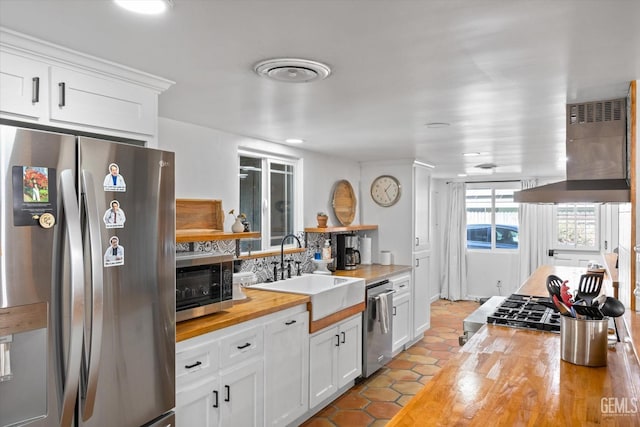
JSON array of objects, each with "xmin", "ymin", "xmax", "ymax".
[
  {"xmin": 176, "ymin": 340, "xmax": 219, "ymax": 390},
  {"xmin": 391, "ymin": 274, "xmax": 411, "ymax": 295},
  {"xmin": 219, "ymin": 325, "xmax": 263, "ymax": 369}
]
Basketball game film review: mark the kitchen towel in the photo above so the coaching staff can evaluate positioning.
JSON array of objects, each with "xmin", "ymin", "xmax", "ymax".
[
  {"xmin": 360, "ymin": 235, "xmax": 372, "ymax": 265},
  {"xmin": 377, "ymin": 293, "xmax": 390, "ymax": 334}
]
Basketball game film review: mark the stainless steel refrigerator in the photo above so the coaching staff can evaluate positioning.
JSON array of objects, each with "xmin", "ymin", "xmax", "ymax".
[{"xmin": 0, "ymin": 124, "xmax": 175, "ymax": 427}]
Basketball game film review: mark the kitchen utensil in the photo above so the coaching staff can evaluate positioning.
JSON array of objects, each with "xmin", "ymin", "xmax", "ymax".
[
  {"xmin": 591, "ymin": 294, "xmax": 607, "ymax": 307},
  {"xmin": 600, "ymin": 297, "xmax": 625, "ymax": 342},
  {"xmin": 574, "ymin": 273, "xmax": 603, "ymax": 306},
  {"xmin": 553, "ymin": 295, "xmax": 572, "ymax": 317},
  {"xmin": 572, "ymin": 304, "xmax": 604, "ymax": 320},
  {"xmin": 560, "ymin": 283, "xmax": 573, "ymax": 307},
  {"xmin": 546, "ymin": 275, "xmax": 563, "ymax": 300}
]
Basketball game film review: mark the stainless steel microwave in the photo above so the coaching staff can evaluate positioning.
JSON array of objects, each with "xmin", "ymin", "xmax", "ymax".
[{"xmin": 175, "ymin": 252, "xmax": 234, "ymax": 322}]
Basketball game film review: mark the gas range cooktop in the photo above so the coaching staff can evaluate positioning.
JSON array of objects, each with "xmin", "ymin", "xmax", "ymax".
[{"xmin": 487, "ymin": 294, "xmax": 561, "ymax": 333}]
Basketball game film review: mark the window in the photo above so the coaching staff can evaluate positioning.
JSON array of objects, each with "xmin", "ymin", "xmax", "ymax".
[
  {"xmin": 239, "ymin": 152, "xmax": 299, "ymax": 252},
  {"xmin": 553, "ymin": 204, "xmax": 599, "ymax": 250},
  {"xmin": 465, "ymin": 184, "xmax": 519, "ymax": 250}
]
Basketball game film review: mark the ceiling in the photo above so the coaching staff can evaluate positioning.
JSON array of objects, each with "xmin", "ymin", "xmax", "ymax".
[{"xmin": 1, "ymin": 0, "xmax": 638, "ymax": 179}]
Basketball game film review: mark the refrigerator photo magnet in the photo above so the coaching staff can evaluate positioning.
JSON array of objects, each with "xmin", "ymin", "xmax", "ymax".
[
  {"xmin": 104, "ymin": 236, "xmax": 125, "ymax": 267},
  {"xmin": 103, "ymin": 163, "xmax": 126, "ymax": 192},
  {"xmin": 12, "ymin": 166, "xmax": 58, "ymax": 227},
  {"xmin": 103, "ymin": 200, "xmax": 126, "ymax": 228}
]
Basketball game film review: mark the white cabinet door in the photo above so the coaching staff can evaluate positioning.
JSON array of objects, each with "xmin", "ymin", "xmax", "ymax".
[
  {"xmin": 49, "ymin": 66, "xmax": 156, "ymax": 135},
  {"xmin": 392, "ymin": 292, "xmax": 411, "ymax": 353},
  {"xmin": 413, "ymin": 164, "xmax": 431, "ymax": 251},
  {"xmin": 176, "ymin": 377, "xmax": 220, "ymax": 427},
  {"xmin": 337, "ymin": 315, "xmax": 362, "ymax": 388},
  {"xmin": 264, "ymin": 311, "xmax": 309, "ymax": 427},
  {"xmin": 309, "ymin": 325, "xmax": 339, "ymax": 409},
  {"xmin": 220, "ymin": 358, "xmax": 264, "ymax": 427},
  {"xmin": 413, "ymin": 251, "xmax": 431, "ymax": 338},
  {"xmin": 0, "ymin": 51, "xmax": 48, "ymax": 121}
]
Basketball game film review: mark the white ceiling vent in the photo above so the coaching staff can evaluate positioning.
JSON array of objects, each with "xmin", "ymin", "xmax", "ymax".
[{"xmin": 254, "ymin": 58, "xmax": 331, "ymax": 83}]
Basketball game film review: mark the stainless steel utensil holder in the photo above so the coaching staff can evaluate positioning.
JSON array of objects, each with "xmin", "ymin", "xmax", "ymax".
[{"xmin": 560, "ymin": 316, "xmax": 608, "ymax": 367}]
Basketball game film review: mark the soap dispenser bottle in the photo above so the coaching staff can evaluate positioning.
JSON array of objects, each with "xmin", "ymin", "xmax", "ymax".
[{"xmin": 322, "ymin": 239, "xmax": 332, "ymax": 260}]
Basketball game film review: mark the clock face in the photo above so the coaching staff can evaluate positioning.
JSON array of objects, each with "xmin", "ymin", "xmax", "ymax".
[{"xmin": 370, "ymin": 175, "xmax": 401, "ymax": 207}]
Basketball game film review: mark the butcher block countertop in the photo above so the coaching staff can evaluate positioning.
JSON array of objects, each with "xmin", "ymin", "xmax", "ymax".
[
  {"xmin": 176, "ymin": 288, "xmax": 309, "ymax": 342},
  {"xmin": 333, "ymin": 264, "xmax": 412, "ymax": 284},
  {"xmin": 388, "ymin": 265, "xmax": 640, "ymax": 426}
]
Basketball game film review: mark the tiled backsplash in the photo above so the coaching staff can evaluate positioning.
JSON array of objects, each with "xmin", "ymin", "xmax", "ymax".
[{"xmin": 177, "ymin": 232, "xmax": 333, "ymax": 283}]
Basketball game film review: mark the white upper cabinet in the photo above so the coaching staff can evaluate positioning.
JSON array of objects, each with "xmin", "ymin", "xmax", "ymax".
[
  {"xmin": 49, "ymin": 66, "xmax": 157, "ymax": 135},
  {"xmin": 0, "ymin": 51, "xmax": 49, "ymax": 121},
  {"xmin": 413, "ymin": 163, "xmax": 431, "ymax": 251},
  {"xmin": 0, "ymin": 28, "xmax": 172, "ymax": 143}
]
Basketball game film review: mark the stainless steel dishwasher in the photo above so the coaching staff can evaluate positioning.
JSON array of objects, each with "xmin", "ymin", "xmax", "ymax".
[{"xmin": 362, "ymin": 280, "xmax": 395, "ymax": 377}]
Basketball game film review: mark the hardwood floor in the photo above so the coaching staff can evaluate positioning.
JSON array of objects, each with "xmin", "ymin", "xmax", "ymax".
[{"xmin": 301, "ymin": 299, "xmax": 480, "ymax": 427}]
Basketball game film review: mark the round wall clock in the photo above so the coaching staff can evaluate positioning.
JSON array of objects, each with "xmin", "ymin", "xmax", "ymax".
[{"xmin": 370, "ymin": 175, "xmax": 401, "ymax": 207}]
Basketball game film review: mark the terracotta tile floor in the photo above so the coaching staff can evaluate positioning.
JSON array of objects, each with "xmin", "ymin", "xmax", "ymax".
[{"xmin": 301, "ymin": 299, "xmax": 479, "ymax": 427}]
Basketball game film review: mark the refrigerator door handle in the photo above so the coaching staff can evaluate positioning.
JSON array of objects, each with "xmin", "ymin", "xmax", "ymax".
[
  {"xmin": 80, "ymin": 170, "xmax": 104, "ymax": 421},
  {"xmin": 59, "ymin": 169, "xmax": 85, "ymax": 427}
]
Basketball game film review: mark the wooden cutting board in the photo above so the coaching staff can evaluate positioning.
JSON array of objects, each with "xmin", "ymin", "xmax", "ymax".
[{"xmin": 332, "ymin": 180, "xmax": 356, "ymax": 226}]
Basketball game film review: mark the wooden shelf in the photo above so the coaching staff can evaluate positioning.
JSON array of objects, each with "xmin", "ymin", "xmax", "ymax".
[
  {"xmin": 237, "ymin": 247, "xmax": 306, "ymax": 261},
  {"xmin": 304, "ymin": 224, "xmax": 378, "ymax": 233},
  {"xmin": 176, "ymin": 230, "xmax": 260, "ymax": 243}
]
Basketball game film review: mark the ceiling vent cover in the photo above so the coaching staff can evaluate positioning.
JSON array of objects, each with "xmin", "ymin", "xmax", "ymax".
[{"xmin": 254, "ymin": 58, "xmax": 331, "ymax": 83}]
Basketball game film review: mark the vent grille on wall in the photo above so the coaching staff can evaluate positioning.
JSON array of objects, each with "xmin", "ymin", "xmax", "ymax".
[{"xmin": 569, "ymin": 99, "xmax": 623, "ymax": 125}]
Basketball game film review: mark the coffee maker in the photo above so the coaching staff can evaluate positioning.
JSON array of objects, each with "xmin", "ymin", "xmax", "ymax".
[{"xmin": 336, "ymin": 234, "xmax": 361, "ymax": 270}]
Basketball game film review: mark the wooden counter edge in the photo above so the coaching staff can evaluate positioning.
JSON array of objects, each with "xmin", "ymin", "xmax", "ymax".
[
  {"xmin": 309, "ymin": 301, "xmax": 366, "ymax": 334},
  {"xmin": 176, "ymin": 294, "xmax": 310, "ymax": 342}
]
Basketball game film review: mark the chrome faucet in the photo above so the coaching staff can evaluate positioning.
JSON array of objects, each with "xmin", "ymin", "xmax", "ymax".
[{"xmin": 280, "ymin": 233, "xmax": 302, "ymax": 280}]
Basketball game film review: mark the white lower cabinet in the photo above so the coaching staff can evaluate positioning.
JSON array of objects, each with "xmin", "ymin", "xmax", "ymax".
[
  {"xmin": 176, "ymin": 305, "xmax": 308, "ymax": 427},
  {"xmin": 264, "ymin": 311, "xmax": 309, "ymax": 427},
  {"xmin": 220, "ymin": 359, "xmax": 264, "ymax": 427},
  {"xmin": 392, "ymin": 292, "xmax": 411, "ymax": 353},
  {"xmin": 309, "ymin": 314, "xmax": 362, "ymax": 409},
  {"xmin": 176, "ymin": 377, "xmax": 220, "ymax": 427},
  {"xmin": 390, "ymin": 274, "xmax": 412, "ymax": 353},
  {"xmin": 413, "ymin": 251, "xmax": 432, "ymax": 338}
]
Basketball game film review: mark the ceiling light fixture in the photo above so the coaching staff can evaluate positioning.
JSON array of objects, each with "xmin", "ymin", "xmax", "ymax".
[
  {"xmin": 285, "ymin": 138, "xmax": 304, "ymax": 144},
  {"xmin": 114, "ymin": 0, "xmax": 173, "ymax": 15},
  {"xmin": 457, "ymin": 173, "xmax": 468, "ymax": 177},
  {"xmin": 425, "ymin": 122, "xmax": 450, "ymax": 129},
  {"xmin": 254, "ymin": 58, "xmax": 331, "ymax": 83},
  {"xmin": 463, "ymin": 152, "xmax": 482, "ymax": 157}
]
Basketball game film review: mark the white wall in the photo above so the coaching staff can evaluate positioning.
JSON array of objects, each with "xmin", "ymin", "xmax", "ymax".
[{"xmin": 157, "ymin": 117, "xmax": 361, "ymax": 232}]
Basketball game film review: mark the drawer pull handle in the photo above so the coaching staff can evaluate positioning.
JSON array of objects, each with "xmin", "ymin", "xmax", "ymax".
[
  {"xmin": 393, "ymin": 307, "xmax": 397, "ymax": 316},
  {"xmin": 32, "ymin": 77, "xmax": 40, "ymax": 103},
  {"xmin": 58, "ymin": 82, "xmax": 66, "ymax": 107},
  {"xmin": 285, "ymin": 320, "xmax": 297, "ymax": 325},
  {"xmin": 237, "ymin": 342, "xmax": 251, "ymax": 350},
  {"xmin": 224, "ymin": 385, "xmax": 230, "ymax": 402},
  {"xmin": 341, "ymin": 331, "xmax": 346, "ymax": 343},
  {"xmin": 335, "ymin": 334, "xmax": 340, "ymax": 347},
  {"xmin": 185, "ymin": 361, "xmax": 202, "ymax": 369},
  {"xmin": 212, "ymin": 390, "xmax": 218, "ymax": 408}
]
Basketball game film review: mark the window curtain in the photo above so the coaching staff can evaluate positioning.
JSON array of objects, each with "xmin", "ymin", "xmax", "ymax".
[
  {"xmin": 441, "ymin": 182, "xmax": 467, "ymax": 301},
  {"xmin": 518, "ymin": 179, "xmax": 553, "ymax": 282}
]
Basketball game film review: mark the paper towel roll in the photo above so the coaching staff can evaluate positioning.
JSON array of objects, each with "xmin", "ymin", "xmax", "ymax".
[{"xmin": 360, "ymin": 235, "xmax": 372, "ymax": 265}]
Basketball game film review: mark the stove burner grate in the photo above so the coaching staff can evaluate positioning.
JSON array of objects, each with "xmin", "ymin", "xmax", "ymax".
[{"xmin": 487, "ymin": 294, "xmax": 560, "ymax": 333}]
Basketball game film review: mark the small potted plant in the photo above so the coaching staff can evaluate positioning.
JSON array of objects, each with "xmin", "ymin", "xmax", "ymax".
[
  {"xmin": 316, "ymin": 211, "xmax": 328, "ymax": 228},
  {"xmin": 229, "ymin": 209, "xmax": 247, "ymax": 233}
]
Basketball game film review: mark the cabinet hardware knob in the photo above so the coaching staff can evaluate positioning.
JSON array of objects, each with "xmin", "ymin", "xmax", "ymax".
[{"xmin": 184, "ymin": 361, "xmax": 202, "ymax": 369}]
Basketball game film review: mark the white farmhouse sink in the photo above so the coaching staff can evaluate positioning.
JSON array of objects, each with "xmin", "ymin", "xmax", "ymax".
[{"xmin": 251, "ymin": 274, "xmax": 365, "ymax": 321}]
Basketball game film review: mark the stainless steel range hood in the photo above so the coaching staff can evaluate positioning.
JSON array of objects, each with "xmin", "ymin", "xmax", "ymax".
[{"xmin": 515, "ymin": 98, "xmax": 630, "ymax": 203}]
